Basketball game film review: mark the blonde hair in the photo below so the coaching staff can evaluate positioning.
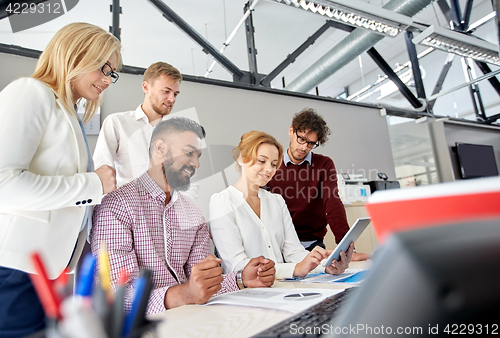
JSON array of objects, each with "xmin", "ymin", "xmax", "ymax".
[
  {"xmin": 143, "ymin": 61, "xmax": 182, "ymax": 84},
  {"xmin": 32, "ymin": 22, "xmax": 122, "ymax": 123},
  {"xmin": 232, "ymin": 131, "xmax": 283, "ymax": 170}
]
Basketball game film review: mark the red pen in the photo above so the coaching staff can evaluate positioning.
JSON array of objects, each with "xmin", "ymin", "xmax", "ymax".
[{"xmin": 29, "ymin": 252, "xmax": 62, "ymax": 319}]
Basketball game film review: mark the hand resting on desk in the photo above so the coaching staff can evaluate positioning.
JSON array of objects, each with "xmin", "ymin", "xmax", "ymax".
[
  {"xmin": 164, "ymin": 254, "xmax": 223, "ymax": 309},
  {"xmin": 242, "ymin": 256, "xmax": 276, "ymax": 288},
  {"xmin": 163, "ymin": 255, "xmax": 276, "ymax": 309}
]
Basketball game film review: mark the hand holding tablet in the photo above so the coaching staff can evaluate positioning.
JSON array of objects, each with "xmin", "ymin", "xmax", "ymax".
[{"xmin": 322, "ymin": 218, "xmax": 371, "ymax": 267}]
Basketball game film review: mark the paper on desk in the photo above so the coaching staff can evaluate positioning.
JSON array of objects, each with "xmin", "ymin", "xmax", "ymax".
[
  {"xmin": 280, "ymin": 269, "xmax": 368, "ymax": 284},
  {"xmin": 205, "ymin": 288, "xmax": 343, "ymax": 314}
]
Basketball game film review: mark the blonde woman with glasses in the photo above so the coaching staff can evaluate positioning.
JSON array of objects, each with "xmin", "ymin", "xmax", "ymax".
[{"xmin": 0, "ymin": 22, "xmax": 121, "ymax": 336}]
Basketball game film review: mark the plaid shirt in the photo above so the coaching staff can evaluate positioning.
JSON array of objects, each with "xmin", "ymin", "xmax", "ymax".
[{"xmin": 91, "ymin": 172, "xmax": 238, "ymax": 314}]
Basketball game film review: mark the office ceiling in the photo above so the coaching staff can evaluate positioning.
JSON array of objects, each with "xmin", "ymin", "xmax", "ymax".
[{"xmin": 0, "ymin": 0, "xmax": 497, "ymax": 114}]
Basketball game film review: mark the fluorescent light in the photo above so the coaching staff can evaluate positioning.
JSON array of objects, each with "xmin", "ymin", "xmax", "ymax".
[
  {"xmin": 269, "ymin": 0, "xmax": 413, "ymax": 37},
  {"xmin": 412, "ymin": 25, "xmax": 500, "ymax": 66},
  {"xmin": 467, "ymin": 11, "xmax": 496, "ymax": 32},
  {"xmin": 346, "ymin": 47, "xmax": 434, "ymax": 101}
]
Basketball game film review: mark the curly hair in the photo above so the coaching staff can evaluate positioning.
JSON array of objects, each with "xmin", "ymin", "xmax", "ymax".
[{"xmin": 291, "ymin": 108, "xmax": 331, "ymax": 146}]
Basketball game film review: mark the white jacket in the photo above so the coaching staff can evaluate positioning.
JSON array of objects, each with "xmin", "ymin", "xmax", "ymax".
[{"xmin": 0, "ymin": 78, "xmax": 103, "ymax": 279}]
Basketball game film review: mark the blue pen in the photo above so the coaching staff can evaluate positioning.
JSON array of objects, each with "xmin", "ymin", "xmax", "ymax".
[
  {"xmin": 122, "ymin": 276, "xmax": 147, "ymax": 337},
  {"xmin": 76, "ymin": 253, "xmax": 96, "ymax": 297}
]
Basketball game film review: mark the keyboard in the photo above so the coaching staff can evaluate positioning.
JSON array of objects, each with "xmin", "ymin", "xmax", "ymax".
[{"xmin": 252, "ymin": 288, "xmax": 356, "ymax": 338}]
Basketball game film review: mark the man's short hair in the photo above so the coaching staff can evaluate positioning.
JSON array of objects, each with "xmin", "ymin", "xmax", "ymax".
[
  {"xmin": 291, "ymin": 108, "xmax": 331, "ymax": 146},
  {"xmin": 149, "ymin": 117, "xmax": 206, "ymax": 158},
  {"xmin": 143, "ymin": 61, "xmax": 182, "ymax": 84}
]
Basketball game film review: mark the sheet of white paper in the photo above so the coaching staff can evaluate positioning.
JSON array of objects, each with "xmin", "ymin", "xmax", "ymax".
[{"xmin": 205, "ymin": 288, "xmax": 343, "ymax": 314}]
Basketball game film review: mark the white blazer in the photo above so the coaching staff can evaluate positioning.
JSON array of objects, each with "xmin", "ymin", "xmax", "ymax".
[{"xmin": 0, "ymin": 78, "xmax": 103, "ymax": 279}]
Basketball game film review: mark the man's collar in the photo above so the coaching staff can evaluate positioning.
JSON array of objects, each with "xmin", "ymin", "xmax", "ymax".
[
  {"xmin": 135, "ymin": 105, "xmax": 149, "ymax": 123},
  {"xmin": 138, "ymin": 172, "xmax": 179, "ymax": 206},
  {"xmin": 284, "ymin": 148, "xmax": 312, "ymax": 166}
]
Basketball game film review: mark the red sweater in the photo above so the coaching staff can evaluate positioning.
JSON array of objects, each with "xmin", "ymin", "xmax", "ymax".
[{"xmin": 268, "ymin": 153, "xmax": 349, "ymax": 243}]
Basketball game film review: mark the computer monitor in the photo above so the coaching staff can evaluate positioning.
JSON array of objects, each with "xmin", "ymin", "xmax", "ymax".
[
  {"xmin": 324, "ymin": 219, "xmax": 500, "ymax": 337},
  {"xmin": 455, "ymin": 142, "xmax": 499, "ymax": 179}
]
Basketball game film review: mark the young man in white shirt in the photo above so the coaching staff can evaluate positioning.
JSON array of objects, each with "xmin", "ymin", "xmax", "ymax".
[{"xmin": 94, "ymin": 62, "xmax": 182, "ymax": 188}]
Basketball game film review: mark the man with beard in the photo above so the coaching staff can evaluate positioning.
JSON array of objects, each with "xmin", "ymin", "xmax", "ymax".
[
  {"xmin": 93, "ymin": 62, "xmax": 182, "ymax": 188},
  {"xmin": 267, "ymin": 108, "xmax": 368, "ymax": 261},
  {"xmin": 91, "ymin": 117, "xmax": 276, "ymax": 314}
]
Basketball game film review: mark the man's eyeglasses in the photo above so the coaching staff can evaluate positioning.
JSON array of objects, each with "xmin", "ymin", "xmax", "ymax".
[
  {"xmin": 100, "ymin": 62, "xmax": 119, "ymax": 84},
  {"xmin": 295, "ymin": 131, "xmax": 319, "ymax": 149}
]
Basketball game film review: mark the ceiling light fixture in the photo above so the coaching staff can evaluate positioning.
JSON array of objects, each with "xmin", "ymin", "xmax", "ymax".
[
  {"xmin": 269, "ymin": 0, "xmax": 413, "ymax": 37},
  {"xmin": 412, "ymin": 25, "xmax": 500, "ymax": 66},
  {"xmin": 346, "ymin": 47, "xmax": 434, "ymax": 102},
  {"xmin": 467, "ymin": 11, "xmax": 496, "ymax": 32}
]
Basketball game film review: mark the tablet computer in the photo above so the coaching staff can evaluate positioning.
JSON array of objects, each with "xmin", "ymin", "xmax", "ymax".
[{"xmin": 322, "ymin": 217, "xmax": 371, "ymax": 267}]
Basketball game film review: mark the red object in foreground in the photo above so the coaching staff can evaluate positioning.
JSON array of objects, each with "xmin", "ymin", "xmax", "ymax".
[
  {"xmin": 365, "ymin": 176, "xmax": 500, "ymax": 244},
  {"xmin": 29, "ymin": 252, "xmax": 62, "ymax": 319}
]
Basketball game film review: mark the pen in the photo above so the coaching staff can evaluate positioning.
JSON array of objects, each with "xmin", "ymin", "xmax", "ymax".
[
  {"xmin": 111, "ymin": 269, "xmax": 129, "ymax": 338},
  {"xmin": 76, "ymin": 252, "xmax": 96, "ymax": 297},
  {"xmin": 29, "ymin": 252, "xmax": 61, "ymax": 319},
  {"xmin": 93, "ymin": 281, "xmax": 111, "ymax": 335},
  {"xmin": 98, "ymin": 242, "xmax": 112, "ymax": 298},
  {"xmin": 130, "ymin": 269, "xmax": 153, "ymax": 333},
  {"xmin": 122, "ymin": 276, "xmax": 148, "ymax": 337},
  {"xmin": 54, "ymin": 267, "xmax": 72, "ymax": 299}
]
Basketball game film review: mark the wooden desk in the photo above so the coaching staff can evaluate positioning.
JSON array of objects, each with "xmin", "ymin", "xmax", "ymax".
[{"xmin": 149, "ymin": 261, "xmax": 371, "ymax": 338}]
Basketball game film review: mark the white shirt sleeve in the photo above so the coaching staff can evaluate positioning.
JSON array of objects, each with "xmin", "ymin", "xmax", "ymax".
[
  {"xmin": 93, "ymin": 114, "xmax": 119, "ymax": 169},
  {"xmin": 279, "ymin": 195, "xmax": 325, "ymax": 274}
]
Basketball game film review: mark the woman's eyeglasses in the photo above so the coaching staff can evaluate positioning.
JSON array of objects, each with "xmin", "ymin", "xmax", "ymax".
[{"xmin": 100, "ymin": 62, "xmax": 119, "ymax": 84}]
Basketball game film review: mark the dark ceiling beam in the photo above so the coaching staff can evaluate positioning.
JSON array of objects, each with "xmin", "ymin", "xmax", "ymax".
[
  {"xmin": 483, "ymin": 112, "xmax": 500, "ymax": 124},
  {"xmin": 260, "ymin": 20, "xmax": 354, "ymax": 87},
  {"xmin": 110, "ymin": 0, "xmax": 121, "ymax": 40},
  {"xmin": 404, "ymin": 31, "xmax": 426, "ymax": 99},
  {"xmin": 244, "ymin": 1, "xmax": 258, "ymax": 85},
  {"xmin": 428, "ymin": 54, "xmax": 455, "ymax": 111},
  {"xmin": 0, "ymin": 42, "xmax": 41, "ymax": 58},
  {"xmin": 462, "ymin": 0, "xmax": 474, "ymax": 30},
  {"xmin": 436, "ymin": 0, "xmax": 459, "ymax": 28},
  {"xmin": 475, "ymin": 61, "xmax": 500, "ymax": 98},
  {"xmin": 367, "ymin": 47, "xmax": 423, "ymax": 109},
  {"xmin": 146, "ymin": 0, "xmax": 245, "ymax": 81},
  {"xmin": 450, "ymin": 0, "xmax": 465, "ymax": 31}
]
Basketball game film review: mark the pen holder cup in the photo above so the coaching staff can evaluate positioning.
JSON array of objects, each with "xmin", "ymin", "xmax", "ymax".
[{"xmin": 26, "ymin": 319, "xmax": 161, "ymax": 338}]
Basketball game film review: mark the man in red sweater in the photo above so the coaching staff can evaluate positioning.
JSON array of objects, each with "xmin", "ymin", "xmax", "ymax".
[{"xmin": 268, "ymin": 108, "xmax": 368, "ymax": 261}]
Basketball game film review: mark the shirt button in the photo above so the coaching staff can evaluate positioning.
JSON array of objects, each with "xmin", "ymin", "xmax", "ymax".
[
  {"xmin": 87, "ymin": 199, "xmax": 92, "ymax": 203},
  {"xmin": 82, "ymin": 200, "xmax": 87, "ymax": 205},
  {"xmin": 76, "ymin": 201, "xmax": 81, "ymax": 205}
]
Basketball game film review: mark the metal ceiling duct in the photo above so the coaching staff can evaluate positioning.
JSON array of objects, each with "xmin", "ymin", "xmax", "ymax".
[{"xmin": 285, "ymin": 0, "xmax": 435, "ymax": 93}]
